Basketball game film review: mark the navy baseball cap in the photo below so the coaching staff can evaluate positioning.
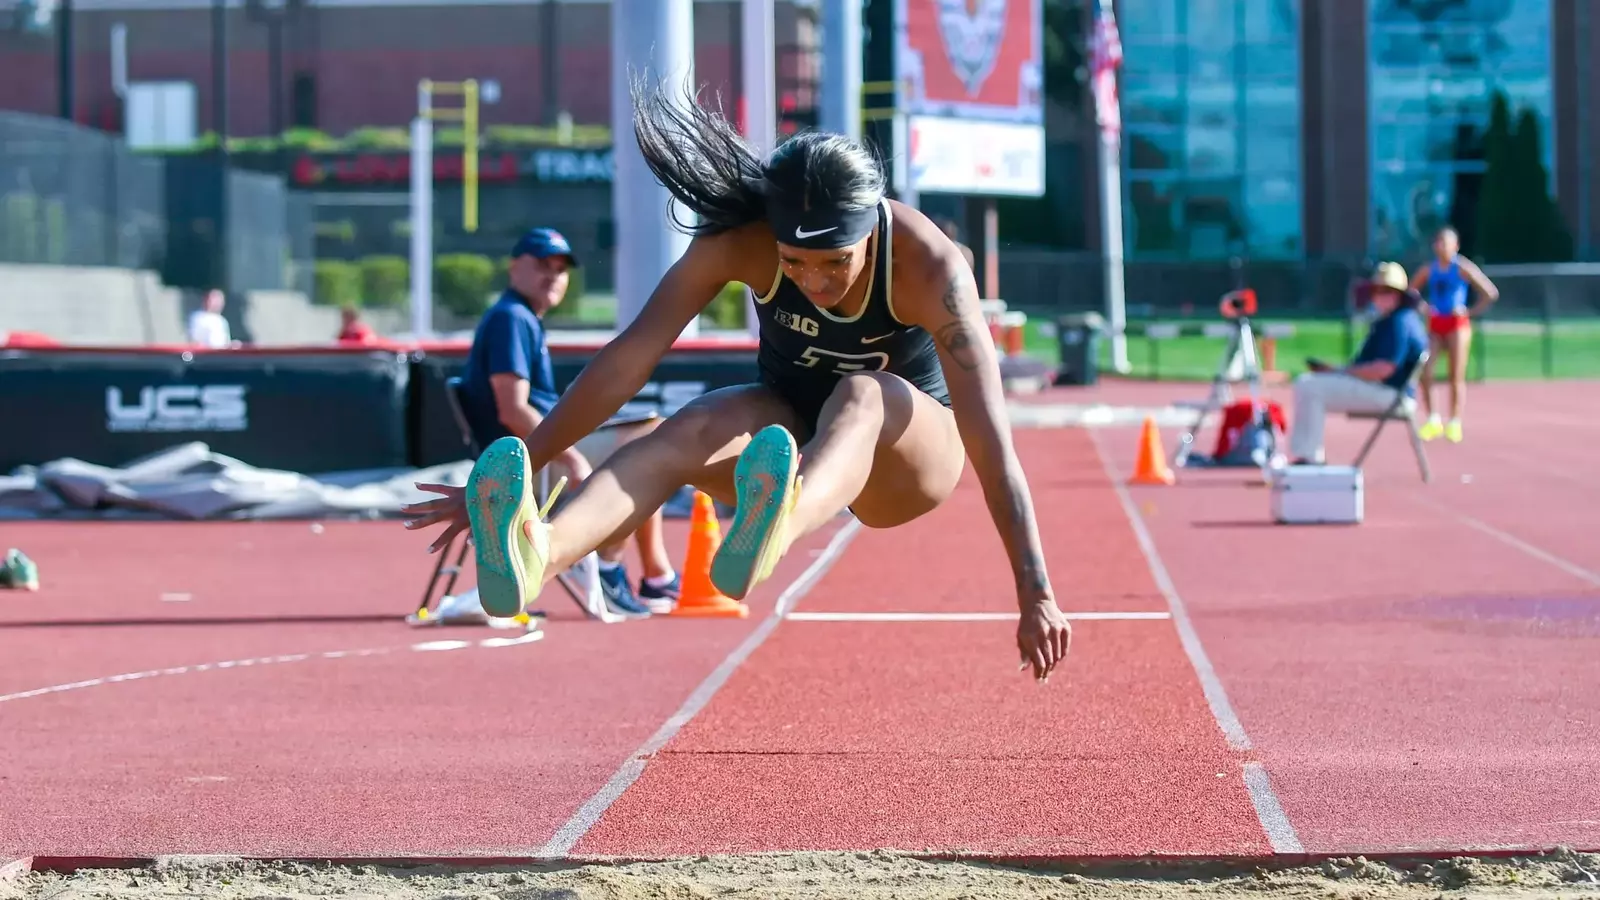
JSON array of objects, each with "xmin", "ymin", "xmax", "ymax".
[{"xmin": 510, "ymin": 228, "xmax": 579, "ymax": 266}]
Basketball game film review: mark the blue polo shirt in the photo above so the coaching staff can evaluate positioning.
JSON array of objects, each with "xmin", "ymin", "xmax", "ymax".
[
  {"xmin": 1352, "ymin": 306, "xmax": 1428, "ymax": 393},
  {"xmin": 457, "ymin": 290, "xmax": 562, "ymax": 449}
]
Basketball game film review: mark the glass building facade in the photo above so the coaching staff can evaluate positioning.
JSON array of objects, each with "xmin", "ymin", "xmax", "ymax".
[
  {"xmin": 1367, "ymin": 0, "xmax": 1555, "ymax": 257},
  {"xmin": 1115, "ymin": 0, "xmax": 1303, "ymax": 260}
]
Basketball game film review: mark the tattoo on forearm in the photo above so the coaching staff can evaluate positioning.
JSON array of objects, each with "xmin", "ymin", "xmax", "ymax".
[
  {"xmin": 1005, "ymin": 474, "xmax": 1050, "ymax": 595},
  {"xmin": 980, "ymin": 466, "xmax": 1050, "ymax": 597}
]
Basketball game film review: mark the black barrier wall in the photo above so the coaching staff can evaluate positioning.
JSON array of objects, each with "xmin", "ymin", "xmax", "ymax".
[
  {"xmin": 409, "ymin": 348, "xmax": 761, "ymax": 468},
  {"xmin": 0, "ymin": 350, "xmax": 412, "ymax": 474}
]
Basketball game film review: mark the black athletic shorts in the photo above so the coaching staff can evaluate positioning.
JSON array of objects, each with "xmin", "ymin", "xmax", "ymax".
[
  {"xmin": 759, "ymin": 372, "xmax": 831, "ymax": 440},
  {"xmin": 758, "ymin": 371, "xmax": 953, "ymax": 440}
]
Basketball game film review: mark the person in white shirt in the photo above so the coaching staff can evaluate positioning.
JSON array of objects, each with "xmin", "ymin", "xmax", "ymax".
[{"xmin": 188, "ymin": 289, "xmax": 234, "ymax": 349}]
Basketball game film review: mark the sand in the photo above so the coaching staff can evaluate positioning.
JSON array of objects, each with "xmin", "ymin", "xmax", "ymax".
[{"xmin": 3, "ymin": 849, "xmax": 1598, "ymax": 900}]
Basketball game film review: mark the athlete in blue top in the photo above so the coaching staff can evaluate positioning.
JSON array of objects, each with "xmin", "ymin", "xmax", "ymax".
[
  {"xmin": 404, "ymin": 80, "xmax": 1073, "ymax": 684},
  {"xmin": 1408, "ymin": 226, "xmax": 1498, "ymax": 442}
]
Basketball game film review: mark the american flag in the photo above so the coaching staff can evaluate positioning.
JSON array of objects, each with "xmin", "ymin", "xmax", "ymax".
[{"xmin": 1090, "ymin": 0, "xmax": 1124, "ymax": 139}]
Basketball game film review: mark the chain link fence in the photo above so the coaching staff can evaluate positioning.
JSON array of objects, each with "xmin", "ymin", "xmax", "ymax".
[
  {"xmin": 0, "ymin": 111, "xmax": 167, "ymax": 270},
  {"xmin": 1, "ymin": 111, "xmax": 315, "ymax": 297}
]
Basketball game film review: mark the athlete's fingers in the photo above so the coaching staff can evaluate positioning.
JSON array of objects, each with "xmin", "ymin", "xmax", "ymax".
[
  {"xmin": 427, "ymin": 519, "xmax": 467, "ymax": 554},
  {"xmin": 401, "ymin": 497, "xmax": 452, "ymax": 516},
  {"xmin": 403, "ymin": 506, "xmax": 456, "ymax": 528},
  {"xmin": 413, "ymin": 482, "xmax": 463, "ymax": 498},
  {"xmin": 1052, "ymin": 625, "xmax": 1072, "ymax": 663}
]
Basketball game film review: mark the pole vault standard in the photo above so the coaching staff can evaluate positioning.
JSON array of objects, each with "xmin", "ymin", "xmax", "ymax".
[{"xmin": 408, "ymin": 78, "xmax": 481, "ymax": 339}]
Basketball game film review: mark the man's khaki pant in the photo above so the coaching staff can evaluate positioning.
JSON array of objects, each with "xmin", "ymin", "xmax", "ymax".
[
  {"xmin": 548, "ymin": 415, "xmax": 661, "ymax": 482},
  {"xmin": 1288, "ymin": 372, "xmax": 1407, "ymax": 462}
]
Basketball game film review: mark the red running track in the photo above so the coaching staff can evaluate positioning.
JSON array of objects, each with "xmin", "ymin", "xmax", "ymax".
[
  {"xmin": 0, "ymin": 516, "xmax": 846, "ymax": 858},
  {"xmin": 6, "ymin": 391, "xmax": 1598, "ymax": 861},
  {"xmin": 1090, "ymin": 397, "xmax": 1600, "ymax": 855},
  {"xmin": 573, "ymin": 429, "xmax": 1275, "ymax": 858}
]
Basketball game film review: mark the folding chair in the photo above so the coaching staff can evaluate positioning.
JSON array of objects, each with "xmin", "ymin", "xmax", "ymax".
[
  {"xmin": 1348, "ymin": 349, "xmax": 1432, "ymax": 483},
  {"xmin": 413, "ymin": 376, "xmax": 587, "ymax": 619}
]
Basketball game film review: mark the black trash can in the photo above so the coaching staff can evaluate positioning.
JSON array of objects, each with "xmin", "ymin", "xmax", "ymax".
[{"xmin": 1055, "ymin": 312, "xmax": 1104, "ymax": 386}]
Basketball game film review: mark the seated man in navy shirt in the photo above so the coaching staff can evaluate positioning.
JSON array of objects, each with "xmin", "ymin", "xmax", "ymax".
[
  {"xmin": 1286, "ymin": 262, "xmax": 1429, "ymax": 464},
  {"xmin": 458, "ymin": 228, "xmax": 680, "ymax": 619}
]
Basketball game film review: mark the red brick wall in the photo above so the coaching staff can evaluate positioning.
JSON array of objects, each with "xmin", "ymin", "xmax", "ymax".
[{"xmin": 0, "ymin": 1, "xmax": 811, "ymax": 138}]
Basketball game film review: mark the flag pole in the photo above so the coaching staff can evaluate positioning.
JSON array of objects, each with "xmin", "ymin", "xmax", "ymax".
[{"xmin": 1092, "ymin": 0, "xmax": 1130, "ymax": 374}]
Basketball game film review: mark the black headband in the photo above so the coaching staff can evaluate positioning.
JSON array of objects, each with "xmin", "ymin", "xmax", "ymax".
[{"xmin": 766, "ymin": 199, "xmax": 879, "ymax": 250}]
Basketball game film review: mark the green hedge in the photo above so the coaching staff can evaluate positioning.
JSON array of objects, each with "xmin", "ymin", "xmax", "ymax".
[
  {"xmin": 434, "ymin": 254, "xmax": 498, "ymax": 317},
  {"xmin": 705, "ymin": 282, "xmax": 750, "ymax": 329},
  {"xmin": 359, "ymin": 255, "xmax": 409, "ymax": 308},
  {"xmin": 313, "ymin": 260, "xmax": 363, "ymax": 308}
]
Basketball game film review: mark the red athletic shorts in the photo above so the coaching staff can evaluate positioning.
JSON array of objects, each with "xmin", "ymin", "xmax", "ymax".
[{"xmin": 1428, "ymin": 312, "xmax": 1471, "ymax": 337}]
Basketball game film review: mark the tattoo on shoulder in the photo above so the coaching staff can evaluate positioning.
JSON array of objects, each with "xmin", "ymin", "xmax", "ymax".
[
  {"xmin": 939, "ymin": 271, "xmax": 965, "ymax": 318},
  {"xmin": 932, "ymin": 270, "xmax": 982, "ymax": 371}
]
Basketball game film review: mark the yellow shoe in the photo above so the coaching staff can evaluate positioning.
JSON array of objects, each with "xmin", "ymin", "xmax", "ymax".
[
  {"xmin": 711, "ymin": 424, "xmax": 803, "ymax": 600},
  {"xmin": 466, "ymin": 436, "xmax": 565, "ymax": 618},
  {"xmin": 1418, "ymin": 418, "xmax": 1444, "ymax": 441},
  {"xmin": 1445, "ymin": 420, "xmax": 1463, "ymax": 443}
]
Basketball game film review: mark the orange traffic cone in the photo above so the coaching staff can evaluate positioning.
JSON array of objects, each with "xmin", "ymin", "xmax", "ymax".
[
  {"xmin": 669, "ymin": 491, "xmax": 751, "ymax": 618},
  {"xmin": 1129, "ymin": 416, "xmax": 1177, "ymax": 485}
]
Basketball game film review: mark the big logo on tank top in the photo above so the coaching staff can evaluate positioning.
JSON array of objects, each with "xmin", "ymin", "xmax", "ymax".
[{"xmin": 773, "ymin": 306, "xmax": 820, "ymax": 337}]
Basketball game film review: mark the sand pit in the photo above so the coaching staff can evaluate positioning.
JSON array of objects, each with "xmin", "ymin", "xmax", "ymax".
[{"xmin": 4, "ymin": 850, "xmax": 1598, "ymax": 900}]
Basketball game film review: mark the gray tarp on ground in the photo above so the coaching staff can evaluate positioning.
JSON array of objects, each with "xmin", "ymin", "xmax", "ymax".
[
  {"xmin": 0, "ymin": 442, "xmax": 704, "ymax": 521},
  {"xmin": 0, "ymin": 442, "xmax": 476, "ymax": 521}
]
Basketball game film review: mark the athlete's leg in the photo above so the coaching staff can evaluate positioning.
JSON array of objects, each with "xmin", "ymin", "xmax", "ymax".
[
  {"xmin": 709, "ymin": 372, "xmax": 965, "ymax": 599},
  {"xmin": 1418, "ymin": 330, "xmax": 1443, "ymax": 419},
  {"xmin": 790, "ymin": 371, "xmax": 964, "ymax": 534},
  {"xmin": 575, "ymin": 417, "xmax": 676, "ymax": 580},
  {"xmin": 1418, "ymin": 328, "xmax": 1446, "ymax": 439},
  {"xmin": 1445, "ymin": 323, "xmax": 1471, "ymax": 439},
  {"xmin": 536, "ymin": 384, "xmax": 807, "ymax": 579}
]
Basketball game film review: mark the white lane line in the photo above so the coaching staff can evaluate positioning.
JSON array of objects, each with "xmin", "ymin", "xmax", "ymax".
[
  {"xmin": 783, "ymin": 611, "xmax": 1172, "ymax": 622},
  {"xmin": 1087, "ymin": 427, "xmax": 1304, "ymax": 855},
  {"xmin": 1410, "ymin": 494, "xmax": 1600, "ymax": 587},
  {"xmin": 0, "ymin": 633, "xmax": 543, "ymax": 706},
  {"xmin": 1087, "ymin": 428, "xmax": 1253, "ymax": 751},
  {"xmin": 1244, "ymin": 762, "xmax": 1305, "ymax": 854},
  {"xmin": 539, "ymin": 517, "xmax": 864, "ymax": 858}
]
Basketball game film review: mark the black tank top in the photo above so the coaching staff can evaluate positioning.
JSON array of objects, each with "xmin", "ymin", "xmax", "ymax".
[{"xmin": 750, "ymin": 200, "xmax": 951, "ymax": 407}]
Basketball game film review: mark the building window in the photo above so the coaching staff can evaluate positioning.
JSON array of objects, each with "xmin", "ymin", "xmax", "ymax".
[
  {"xmin": 1118, "ymin": 0, "xmax": 1303, "ymax": 259},
  {"xmin": 1367, "ymin": 0, "xmax": 1554, "ymax": 258}
]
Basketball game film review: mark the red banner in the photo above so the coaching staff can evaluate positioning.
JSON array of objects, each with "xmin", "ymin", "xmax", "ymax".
[{"xmin": 896, "ymin": 0, "xmax": 1043, "ymax": 124}]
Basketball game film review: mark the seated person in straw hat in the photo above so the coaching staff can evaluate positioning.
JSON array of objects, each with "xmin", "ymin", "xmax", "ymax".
[{"xmin": 1285, "ymin": 262, "xmax": 1428, "ymax": 465}]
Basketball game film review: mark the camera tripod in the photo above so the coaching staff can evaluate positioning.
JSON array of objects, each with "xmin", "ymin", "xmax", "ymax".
[{"xmin": 1171, "ymin": 310, "xmax": 1277, "ymax": 476}]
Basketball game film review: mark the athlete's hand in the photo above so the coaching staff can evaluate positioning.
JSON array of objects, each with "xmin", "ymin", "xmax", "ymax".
[
  {"xmin": 402, "ymin": 482, "xmax": 470, "ymax": 554},
  {"xmin": 1017, "ymin": 597, "xmax": 1072, "ymax": 683}
]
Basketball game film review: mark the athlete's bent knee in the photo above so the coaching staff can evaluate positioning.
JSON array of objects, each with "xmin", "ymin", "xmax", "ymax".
[
  {"xmin": 826, "ymin": 372, "xmax": 916, "ymax": 439},
  {"xmin": 652, "ymin": 402, "xmax": 739, "ymax": 465}
]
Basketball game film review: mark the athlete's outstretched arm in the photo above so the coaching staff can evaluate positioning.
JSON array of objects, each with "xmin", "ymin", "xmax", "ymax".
[
  {"xmin": 522, "ymin": 234, "xmax": 736, "ymax": 472},
  {"xmin": 896, "ymin": 223, "xmax": 1072, "ymax": 683}
]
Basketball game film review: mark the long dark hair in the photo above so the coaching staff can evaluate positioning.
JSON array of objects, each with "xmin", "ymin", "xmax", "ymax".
[{"xmin": 630, "ymin": 75, "xmax": 887, "ymax": 236}]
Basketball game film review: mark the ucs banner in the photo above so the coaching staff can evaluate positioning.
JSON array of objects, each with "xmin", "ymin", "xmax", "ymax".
[
  {"xmin": 410, "ymin": 347, "xmax": 760, "ymax": 468},
  {"xmin": 0, "ymin": 350, "xmax": 412, "ymax": 474}
]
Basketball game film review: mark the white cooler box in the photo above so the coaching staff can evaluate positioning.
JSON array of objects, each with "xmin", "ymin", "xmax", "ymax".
[{"xmin": 1270, "ymin": 465, "xmax": 1364, "ymax": 525}]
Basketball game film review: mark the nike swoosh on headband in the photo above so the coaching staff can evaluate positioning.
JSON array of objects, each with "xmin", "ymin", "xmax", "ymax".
[{"xmin": 795, "ymin": 225, "xmax": 839, "ymax": 239}]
